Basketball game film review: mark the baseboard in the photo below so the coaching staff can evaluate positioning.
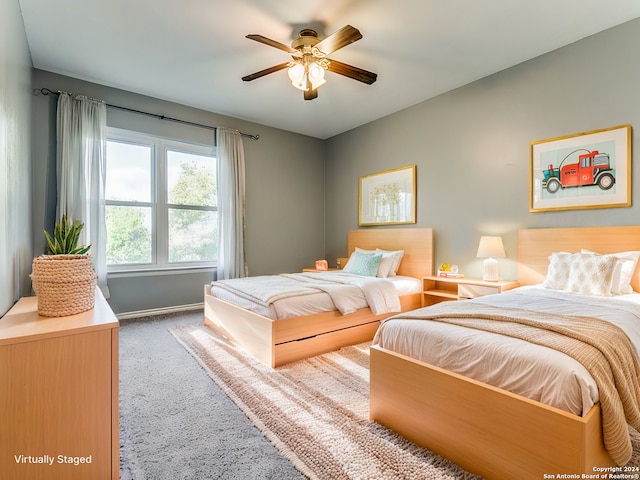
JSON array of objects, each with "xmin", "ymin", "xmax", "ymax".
[{"xmin": 117, "ymin": 302, "xmax": 204, "ymax": 320}]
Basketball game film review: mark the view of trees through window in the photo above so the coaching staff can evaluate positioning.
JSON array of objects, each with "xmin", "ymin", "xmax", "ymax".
[
  {"xmin": 166, "ymin": 152, "xmax": 217, "ymax": 263},
  {"xmin": 105, "ymin": 131, "xmax": 217, "ymax": 269}
]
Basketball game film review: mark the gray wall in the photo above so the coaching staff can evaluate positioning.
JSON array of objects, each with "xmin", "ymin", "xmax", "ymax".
[
  {"xmin": 325, "ymin": 18, "xmax": 640, "ymax": 282},
  {"xmin": 9, "ymin": 13, "xmax": 640, "ymax": 316},
  {"xmin": 0, "ymin": 0, "xmax": 33, "ymax": 316},
  {"xmin": 32, "ymin": 70, "xmax": 326, "ymax": 314}
]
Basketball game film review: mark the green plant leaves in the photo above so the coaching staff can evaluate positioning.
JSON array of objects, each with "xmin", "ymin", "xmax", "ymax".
[{"xmin": 44, "ymin": 214, "xmax": 91, "ymax": 255}]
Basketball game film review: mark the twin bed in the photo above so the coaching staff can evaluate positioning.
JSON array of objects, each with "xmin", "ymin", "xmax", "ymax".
[
  {"xmin": 204, "ymin": 225, "xmax": 640, "ymax": 479},
  {"xmin": 204, "ymin": 227, "xmax": 433, "ymax": 368},
  {"xmin": 371, "ymin": 225, "xmax": 640, "ymax": 479}
]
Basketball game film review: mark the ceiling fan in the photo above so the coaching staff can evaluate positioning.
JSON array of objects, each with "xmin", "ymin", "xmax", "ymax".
[{"xmin": 241, "ymin": 25, "xmax": 377, "ymax": 100}]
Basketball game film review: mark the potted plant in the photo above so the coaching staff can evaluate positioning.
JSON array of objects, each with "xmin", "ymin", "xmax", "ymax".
[{"xmin": 30, "ymin": 214, "xmax": 97, "ymax": 317}]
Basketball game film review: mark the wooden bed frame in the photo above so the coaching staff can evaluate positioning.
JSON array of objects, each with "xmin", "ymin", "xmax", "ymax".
[
  {"xmin": 370, "ymin": 225, "xmax": 640, "ymax": 480},
  {"xmin": 204, "ymin": 227, "xmax": 433, "ymax": 368}
]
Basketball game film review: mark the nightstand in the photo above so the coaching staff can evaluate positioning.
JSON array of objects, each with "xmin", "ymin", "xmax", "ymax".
[
  {"xmin": 422, "ymin": 276, "xmax": 519, "ymax": 306},
  {"xmin": 303, "ymin": 268, "xmax": 339, "ymax": 272}
]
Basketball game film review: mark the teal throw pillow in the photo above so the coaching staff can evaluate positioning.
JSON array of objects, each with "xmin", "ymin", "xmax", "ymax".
[{"xmin": 349, "ymin": 252, "xmax": 383, "ymax": 277}]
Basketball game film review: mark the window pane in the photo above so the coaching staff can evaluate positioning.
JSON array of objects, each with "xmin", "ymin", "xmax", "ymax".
[
  {"xmin": 106, "ymin": 141, "xmax": 152, "ymax": 202},
  {"xmin": 106, "ymin": 205, "xmax": 152, "ymax": 264},
  {"xmin": 167, "ymin": 150, "xmax": 216, "ymax": 207},
  {"xmin": 168, "ymin": 208, "xmax": 217, "ymax": 263}
]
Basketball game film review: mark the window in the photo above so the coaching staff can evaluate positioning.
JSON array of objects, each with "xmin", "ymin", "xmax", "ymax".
[{"xmin": 105, "ymin": 128, "xmax": 217, "ymax": 271}]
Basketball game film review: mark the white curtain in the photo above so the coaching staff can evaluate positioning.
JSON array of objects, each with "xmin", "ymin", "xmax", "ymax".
[
  {"xmin": 216, "ymin": 127, "xmax": 247, "ymax": 279},
  {"xmin": 56, "ymin": 92, "xmax": 109, "ymax": 297}
]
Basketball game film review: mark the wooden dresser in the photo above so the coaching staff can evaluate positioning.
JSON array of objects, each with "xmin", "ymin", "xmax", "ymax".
[{"xmin": 0, "ymin": 289, "xmax": 119, "ymax": 480}]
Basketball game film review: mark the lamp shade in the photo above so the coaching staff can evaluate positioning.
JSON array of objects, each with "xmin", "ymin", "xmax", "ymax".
[
  {"xmin": 288, "ymin": 63, "xmax": 306, "ymax": 90},
  {"xmin": 287, "ymin": 60, "xmax": 327, "ymax": 92},
  {"xmin": 476, "ymin": 236, "xmax": 506, "ymax": 259},
  {"xmin": 477, "ymin": 236, "xmax": 505, "ymax": 282},
  {"xmin": 308, "ymin": 62, "xmax": 325, "ymax": 82}
]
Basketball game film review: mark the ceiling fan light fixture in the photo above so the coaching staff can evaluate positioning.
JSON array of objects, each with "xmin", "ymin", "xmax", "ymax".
[
  {"xmin": 308, "ymin": 62, "xmax": 325, "ymax": 82},
  {"xmin": 243, "ymin": 25, "xmax": 376, "ymax": 100},
  {"xmin": 288, "ymin": 60, "xmax": 326, "ymax": 92},
  {"xmin": 288, "ymin": 63, "xmax": 306, "ymax": 90},
  {"xmin": 310, "ymin": 77, "xmax": 326, "ymax": 90}
]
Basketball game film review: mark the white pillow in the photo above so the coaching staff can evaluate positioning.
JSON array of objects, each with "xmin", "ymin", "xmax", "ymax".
[
  {"xmin": 542, "ymin": 252, "xmax": 574, "ymax": 290},
  {"xmin": 581, "ymin": 249, "xmax": 640, "ymax": 295},
  {"xmin": 566, "ymin": 253, "xmax": 617, "ymax": 296},
  {"xmin": 375, "ymin": 248, "xmax": 405, "ymax": 276},
  {"xmin": 342, "ymin": 251, "xmax": 360, "ymax": 273}
]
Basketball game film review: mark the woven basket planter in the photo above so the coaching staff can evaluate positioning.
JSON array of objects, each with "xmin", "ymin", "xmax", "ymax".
[{"xmin": 30, "ymin": 254, "xmax": 98, "ymax": 317}]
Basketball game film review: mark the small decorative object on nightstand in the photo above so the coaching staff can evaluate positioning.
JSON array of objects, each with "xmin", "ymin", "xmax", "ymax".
[
  {"xmin": 315, "ymin": 259, "xmax": 328, "ymax": 271},
  {"xmin": 302, "ymin": 260, "xmax": 334, "ymax": 273},
  {"xmin": 303, "ymin": 266, "xmax": 338, "ymax": 272},
  {"xmin": 437, "ymin": 263, "xmax": 463, "ymax": 278},
  {"xmin": 476, "ymin": 236, "xmax": 506, "ymax": 282}
]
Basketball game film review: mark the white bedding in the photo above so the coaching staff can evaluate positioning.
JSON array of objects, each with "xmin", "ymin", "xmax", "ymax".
[
  {"xmin": 209, "ymin": 272, "xmax": 421, "ymax": 320},
  {"xmin": 373, "ymin": 285, "xmax": 640, "ymax": 416}
]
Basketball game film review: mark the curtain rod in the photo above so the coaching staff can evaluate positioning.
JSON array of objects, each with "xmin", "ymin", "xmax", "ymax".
[{"xmin": 37, "ymin": 88, "xmax": 260, "ymax": 141}]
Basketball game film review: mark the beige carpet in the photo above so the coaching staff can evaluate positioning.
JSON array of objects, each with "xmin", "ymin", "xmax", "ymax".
[{"xmin": 170, "ymin": 324, "xmax": 481, "ymax": 480}]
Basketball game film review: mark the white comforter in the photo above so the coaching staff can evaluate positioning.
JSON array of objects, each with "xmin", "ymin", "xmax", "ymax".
[
  {"xmin": 373, "ymin": 285, "xmax": 640, "ymax": 416},
  {"xmin": 211, "ymin": 271, "xmax": 401, "ymax": 316}
]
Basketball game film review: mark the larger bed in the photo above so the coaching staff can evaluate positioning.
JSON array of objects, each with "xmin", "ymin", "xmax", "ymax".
[
  {"xmin": 370, "ymin": 226, "xmax": 640, "ymax": 479},
  {"xmin": 204, "ymin": 227, "xmax": 433, "ymax": 367}
]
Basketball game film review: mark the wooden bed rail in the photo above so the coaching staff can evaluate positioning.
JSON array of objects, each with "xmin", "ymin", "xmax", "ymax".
[{"xmin": 370, "ymin": 345, "xmax": 614, "ymax": 479}]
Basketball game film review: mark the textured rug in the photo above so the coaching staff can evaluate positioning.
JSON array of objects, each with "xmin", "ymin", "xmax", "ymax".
[{"xmin": 169, "ymin": 323, "xmax": 481, "ymax": 480}]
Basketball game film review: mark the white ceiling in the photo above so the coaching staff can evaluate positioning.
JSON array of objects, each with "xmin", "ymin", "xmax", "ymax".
[{"xmin": 18, "ymin": 0, "xmax": 640, "ymax": 139}]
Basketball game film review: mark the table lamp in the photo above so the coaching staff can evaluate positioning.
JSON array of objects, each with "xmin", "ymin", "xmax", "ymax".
[{"xmin": 476, "ymin": 236, "xmax": 506, "ymax": 281}]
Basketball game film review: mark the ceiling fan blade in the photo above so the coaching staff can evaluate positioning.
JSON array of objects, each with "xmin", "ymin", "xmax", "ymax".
[
  {"xmin": 314, "ymin": 25, "xmax": 362, "ymax": 56},
  {"xmin": 246, "ymin": 34, "xmax": 298, "ymax": 54},
  {"xmin": 326, "ymin": 59, "xmax": 377, "ymax": 85},
  {"xmin": 304, "ymin": 88, "xmax": 318, "ymax": 100},
  {"xmin": 242, "ymin": 62, "xmax": 290, "ymax": 82}
]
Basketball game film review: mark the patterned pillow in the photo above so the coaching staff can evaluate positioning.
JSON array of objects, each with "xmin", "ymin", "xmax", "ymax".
[
  {"xmin": 342, "ymin": 251, "xmax": 366, "ymax": 272},
  {"xmin": 566, "ymin": 253, "xmax": 617, "ymax": 296},
  {"xmin": 542, "ymin": 252, "xmax": 574, "ymax": 290},
  {"xmin": 345, "ymin": 252, "xmax": 383, "ymax": 277},
  {"xmin": 354, "ymin": 248, "xmax": 389, "ymax": 277},
  {"xmin": 581, "ymin": 249, "xmax": 640, "ymax": 294}
]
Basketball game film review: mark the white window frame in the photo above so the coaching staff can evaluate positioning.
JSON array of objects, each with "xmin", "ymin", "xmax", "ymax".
[{"xmin": 106, "ymin": 127, "xmax": 217, "ymax": 273}]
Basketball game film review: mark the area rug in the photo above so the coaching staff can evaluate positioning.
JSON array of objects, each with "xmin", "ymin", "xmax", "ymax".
[{"xmin": 170, "ymin": 323, "xmax": 480, "ymax": 480}]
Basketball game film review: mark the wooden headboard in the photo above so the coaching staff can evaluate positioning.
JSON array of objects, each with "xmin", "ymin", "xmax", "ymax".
[
  {"xmin": 347, "ymin": 228, "xmax": 434, "ymax": 279},
  {"xmin": 518, "ymin": 226, "xmax": 640, "ymax": 291}
]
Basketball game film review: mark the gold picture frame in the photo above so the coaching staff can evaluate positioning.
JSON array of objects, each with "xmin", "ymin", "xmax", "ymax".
[
  {"xmin": 530, "ymin": 125, "xmax": 631, "ymax": 212},
  {"xmin": 359, "ymin": 165, "xmax": 416, "ymax": 226}
]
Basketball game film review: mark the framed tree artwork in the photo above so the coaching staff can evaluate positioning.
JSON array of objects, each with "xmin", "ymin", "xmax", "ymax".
[{"xmin": 359, "ymin": 165, "xmax": 416, "ymax": 226}]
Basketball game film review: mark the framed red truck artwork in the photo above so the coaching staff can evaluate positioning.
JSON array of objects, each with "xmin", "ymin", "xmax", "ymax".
[{"xmin": 530, "ymin": 124, "xmax": 631, "ymax": 212}]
